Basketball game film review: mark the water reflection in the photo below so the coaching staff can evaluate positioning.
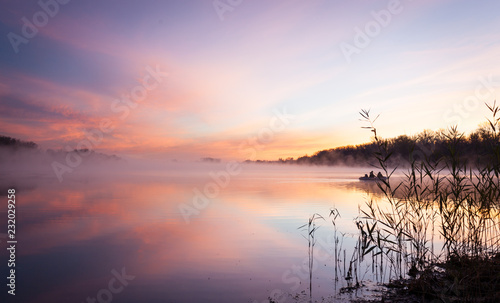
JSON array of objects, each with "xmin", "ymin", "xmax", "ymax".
[{"xmin": 0, "ymin": 165, "xmax": 389, "ymax": 303}]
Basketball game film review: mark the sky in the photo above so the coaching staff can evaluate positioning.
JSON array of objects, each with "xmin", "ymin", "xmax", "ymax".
[{"xmin": 1, "ymin": 0, "xmax": 500, "ymax": 161}]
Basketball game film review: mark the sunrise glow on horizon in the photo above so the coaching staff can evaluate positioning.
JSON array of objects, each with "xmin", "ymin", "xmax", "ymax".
[{"xmin": 1, "ymin": 0, "xmax": 500, "ymax": 161}]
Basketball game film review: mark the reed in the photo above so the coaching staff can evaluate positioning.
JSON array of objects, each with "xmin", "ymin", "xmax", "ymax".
[
  {"xmin": 355, "ymin": 103, "xmax": 500, "ymax": 301},
  {"xmin": 298, "ymin": 213, "xmax": 324, "ymax": 302},
  {"xmin": 296, "ymin": 103, "xmax": 500, "ymax": 301}
]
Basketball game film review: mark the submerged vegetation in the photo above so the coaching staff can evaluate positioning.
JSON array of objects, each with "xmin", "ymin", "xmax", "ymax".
[{"xmin": 298, "ymin": 103, "xmax": 500, "ymax": 302}]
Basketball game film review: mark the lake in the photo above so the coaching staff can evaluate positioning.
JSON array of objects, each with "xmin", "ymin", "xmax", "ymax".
[{"xmin": 1, "ymin": 163, "xmax": 394, "ymax": 303}]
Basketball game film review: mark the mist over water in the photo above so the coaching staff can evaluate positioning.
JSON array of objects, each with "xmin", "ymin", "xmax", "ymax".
[
  {"xmin": 1, "ymin": 150, "xmax": 397, "ymax": 303},
  {"xmin": 1, "ymin": 147, "xmax": 385, "ymax": 182}
]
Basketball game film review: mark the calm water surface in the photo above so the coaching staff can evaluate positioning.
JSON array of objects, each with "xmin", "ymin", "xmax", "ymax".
[{"xmin": 1, "ymin": 164, "xmax": 390, "ymax": 303}]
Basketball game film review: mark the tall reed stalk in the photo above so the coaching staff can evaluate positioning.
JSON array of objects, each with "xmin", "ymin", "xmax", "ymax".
[
  {"xmin": 356, "ymin": 103, "xmax": 500, "ymax": 300},
  {"xmin": 299, "ymin": 213, "xmax": 324, "ymax": 302}
]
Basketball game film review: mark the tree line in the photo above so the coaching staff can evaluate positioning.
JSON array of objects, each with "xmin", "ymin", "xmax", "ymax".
[
  {"xmin": 0, "ymin": 135, "xmax": 38, "ymax": 150},
  {"xmin": 264, "ymin": 123, "xmax": 500, "ymax": 167}
]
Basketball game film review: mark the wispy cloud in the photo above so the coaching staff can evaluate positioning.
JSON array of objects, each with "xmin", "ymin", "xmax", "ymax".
[{"xmin": 1, "ymin": 0, "xmax": 500, "ymax": 160}]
